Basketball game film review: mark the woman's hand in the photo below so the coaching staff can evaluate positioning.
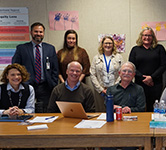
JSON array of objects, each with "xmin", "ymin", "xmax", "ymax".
[
  {"xmin": 142, "ymin": 75, "xmax": 154, "ymax": 86},
  {"xmin": 3, "ymin": 106, "xmax": 24, "ymax": 116},
  {"xmin": 102, "ymin": 89, "xmax": 107, "ymax": 94}
]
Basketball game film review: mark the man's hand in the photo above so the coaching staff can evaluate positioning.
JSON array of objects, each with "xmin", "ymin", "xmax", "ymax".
[
  {"xmin": 114, "ymin": 105, "xmax": 121, "ymax": 110},
  {"xmin": 122, "ymin": 106, "xmax": 131, "ymax": 114}
]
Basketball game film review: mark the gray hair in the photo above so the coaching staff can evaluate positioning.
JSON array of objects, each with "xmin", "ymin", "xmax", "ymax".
[{"xmin": 119, "ymin": 61, "xmax": 136, "ymax": 73}]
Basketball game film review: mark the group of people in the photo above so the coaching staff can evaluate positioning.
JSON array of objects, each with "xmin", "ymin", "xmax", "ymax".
[
  {"xmin": 0, "ymin": 22, "xmax": 93, "ymax": 116},
  {"xmin": 0, "ymin": 22, "xmax": 166, "ymax": 120},
  {"xmin": 91, "ymin": 26, "xmax": 166, "ymax": 113}
]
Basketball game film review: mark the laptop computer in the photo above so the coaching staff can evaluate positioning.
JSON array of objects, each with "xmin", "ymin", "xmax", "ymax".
[{"xmin": 56, "ymin": 101, "xmax": 99, "ymax": 119}]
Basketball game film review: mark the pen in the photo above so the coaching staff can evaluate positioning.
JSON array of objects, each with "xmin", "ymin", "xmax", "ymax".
[{"xmin": 45, "ymin": 116, "xmax": 55, "ymax": 120}]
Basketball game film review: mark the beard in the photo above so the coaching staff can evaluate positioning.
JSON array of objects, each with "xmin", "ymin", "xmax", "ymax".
[{"xmin": 32, "ymin": 35, "xmax": 44, "ymax": 43}]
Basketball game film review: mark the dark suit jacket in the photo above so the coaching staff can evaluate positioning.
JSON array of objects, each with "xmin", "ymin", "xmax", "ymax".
[{"xmin": 12, "ymin": 42, "xmax": 58, "ymax": 90}]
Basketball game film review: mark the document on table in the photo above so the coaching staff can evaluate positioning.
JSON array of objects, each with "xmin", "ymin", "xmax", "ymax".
[
  {"xmin": 74, "ymin": 120, "xmax": 106, "ymax": 128},
  {"xmin": 28, "ymin": 116, "xmax": 58, "ymax": 123},
  {"xmin": 27, "ymin": 124, "xmax": 48, "ymax": 130},
  {"xmin": 97, "ymin": 113, "xmax": 116, "ymax": 120}
]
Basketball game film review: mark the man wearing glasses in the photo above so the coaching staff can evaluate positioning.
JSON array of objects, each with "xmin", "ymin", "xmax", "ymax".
[{"xmin": 106, "ymin": 61, "xmax": 146, "ymax": 114}]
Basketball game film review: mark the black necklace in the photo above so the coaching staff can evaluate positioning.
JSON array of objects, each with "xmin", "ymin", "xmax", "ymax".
[{"xmin": 7, "ymin": 90, "xmax": 22, "ymax": 107}]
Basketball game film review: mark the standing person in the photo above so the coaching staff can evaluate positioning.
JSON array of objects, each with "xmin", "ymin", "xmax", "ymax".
[
  {"xmin": 12, "ymin": 22, "xmax": 58, "ymax": 113},
  {"xmin": 129, "ymin": 27, "xmax": 166, "ymax": 112},
  {"xmin": 47, "ymin": 61, "xmax": 95, "ymax": 113},
  {"xmin": 0, "ymin": 63, "xmax": 35, "ymax": 116},
  {"xmin": 90, "ymin": 36, "xmax": 123, "ymax": 112},
  {"xmin": 57, "ymin": 29, "xmax": 90, "ymax": 83}
]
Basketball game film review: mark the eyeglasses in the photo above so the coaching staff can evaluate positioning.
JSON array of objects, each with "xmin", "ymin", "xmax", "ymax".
[
  {"xmin": 142, "ymin": 34, "xmax": 153, "ymax": 37},
  {"xmin": 121, "ymin": 69, "xmax": 133, "ymax": 74},
  {"xmin": 103, "ymin": 42, "xmax": 113, "ymax": 45}
]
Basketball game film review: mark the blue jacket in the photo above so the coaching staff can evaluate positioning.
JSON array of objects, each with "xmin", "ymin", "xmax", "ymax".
[{"xmin": 12, "ymin": 42, "xmax": 58, "ymax": 90}]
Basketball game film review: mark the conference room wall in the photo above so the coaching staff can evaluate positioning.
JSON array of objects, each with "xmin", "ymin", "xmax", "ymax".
[{"xmin": 1, "ymin": 0, "xmax": 166, "ymax": 63}]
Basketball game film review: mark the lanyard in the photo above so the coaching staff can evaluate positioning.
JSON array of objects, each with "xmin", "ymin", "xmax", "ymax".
[
  {"xmin": 7, "ymin": 90, "xmax": 22, "ymax": 107},
  {"xmin": 103, "ymin": 53, "xmax": 111, "ymax": 73}
]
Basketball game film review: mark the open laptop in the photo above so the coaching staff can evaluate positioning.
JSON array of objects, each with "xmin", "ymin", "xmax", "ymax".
[{"xmin": 56, "ymin": 101, "xmax": 99, "ymax": 119}]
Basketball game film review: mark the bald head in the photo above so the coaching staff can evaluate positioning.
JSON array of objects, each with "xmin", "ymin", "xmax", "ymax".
[
  {"xmin": 66, "ymin": 61, "xmax": 83, "ymax": 84},
  {"xmin": 67, "ymin": 61, "xmax": 83, "ymax": 71}
]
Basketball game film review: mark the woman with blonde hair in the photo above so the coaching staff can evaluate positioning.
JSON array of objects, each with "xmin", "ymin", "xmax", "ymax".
[
  {"xmin": 0, "ymin": 63, "xmax": 35, "ymax": 116},
  {"xmin": 90, "ymin": 36, "xmax": 124, "ymax": 112},
  {"xmin": 57, "ymin": 30, "xmax": 90, "ymax": 83},
  {"xmin": 129, "ymin": 27, "xmax": 166, "ymax": 112}
]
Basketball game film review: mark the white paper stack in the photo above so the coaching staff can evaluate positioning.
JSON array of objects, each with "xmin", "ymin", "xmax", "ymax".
[{"xmin": 27, "ymin": 124, "xmax": 48, "ymax": 130}]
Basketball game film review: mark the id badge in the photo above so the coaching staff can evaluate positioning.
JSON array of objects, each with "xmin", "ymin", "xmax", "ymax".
[{"xmin": 46, "ymin": 62, "xmax": 50, "ymax": 70}]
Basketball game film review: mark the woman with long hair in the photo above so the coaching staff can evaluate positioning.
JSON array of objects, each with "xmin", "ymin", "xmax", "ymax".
[
  {"xmin": 57, "ymin": 30, "xmax": 90, "ymax": 83},
  {"xmin": 129, "ymin": 27, "xmax": 166, "ymax": 112}
]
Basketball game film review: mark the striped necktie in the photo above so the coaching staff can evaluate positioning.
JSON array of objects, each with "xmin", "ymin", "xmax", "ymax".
[{"xmin": 35, "ymin": 44, "xmax": 41, "ymax": 83}]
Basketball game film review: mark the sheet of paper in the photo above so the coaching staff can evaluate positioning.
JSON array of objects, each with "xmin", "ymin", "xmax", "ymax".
[
  {"xmin": 27, "ymin": 124, "xmax": 48, "ymax": 130},
  {"xmin": 74, "ymin": 120, "xmax": 106, "ymax": 128},
  {"xmin": 97, "ymin": 113, "xmax": 116, "ymax": 120},
  {"xmin": 29, "ymin": 116, "xmax": 58, "ymax": 123}
]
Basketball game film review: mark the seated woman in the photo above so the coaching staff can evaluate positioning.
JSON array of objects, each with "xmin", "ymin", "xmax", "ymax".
[{"xmin": 0, "ymin": 63, "xmax": 35, "ymax": 116}]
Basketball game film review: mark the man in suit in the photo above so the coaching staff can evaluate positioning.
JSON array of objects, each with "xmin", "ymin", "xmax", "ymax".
[{"xmin": 12, "ymin": 22, "xmax": 58, "ymax": 113}]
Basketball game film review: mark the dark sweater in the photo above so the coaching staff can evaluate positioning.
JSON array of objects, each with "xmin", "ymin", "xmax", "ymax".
[
  {"xmin": 129, "ymin": 44, "xmax": 166, "ymax": 85},
  {"xmin": 47, "ymin": 82, "xmax": 95, "ymax": 113},
  {"xmin": 0, "ymin": 83, "xmax": 30, "ymax": 110}
]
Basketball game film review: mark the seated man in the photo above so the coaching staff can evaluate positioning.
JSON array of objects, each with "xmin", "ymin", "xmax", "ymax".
[
  {"xmin": 47, "ymin": 61, "xmax": 95, "ymax": 113},
  {"xmin": 103, "ymin": 62, "xmax": 146, "ymax": 150},
  {"xmin": 107, "ymin": 61, "xmax": 145, "ymax": 114}
]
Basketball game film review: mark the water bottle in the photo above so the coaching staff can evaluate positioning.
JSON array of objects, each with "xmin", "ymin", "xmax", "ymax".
[
  {"xmin": 159, "ymin": 100, "xmax": 165, "ymax": 119},
  {"xmin": 105, "ymin": 94, "xmax": 114, "ymax": 122},
  {"xmin": 153, "ymin": 100, "xmax": 159, "ymax": 120}
]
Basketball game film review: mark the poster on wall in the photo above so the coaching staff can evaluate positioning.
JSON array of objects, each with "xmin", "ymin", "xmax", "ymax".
[
  {"xmin": 142, "ymin": 22, "xmax": 166, "ymax": 41},
  {"xmin": 98, "ymin": 34, "xmax": 125, "ymax": 53},
  {"xmin": 49, "ymin": 11, "xmax": 79, "ymax": 31},
  {"xmin": 0, "ymin": 7, "xmax": 29, "ymax": 70}
]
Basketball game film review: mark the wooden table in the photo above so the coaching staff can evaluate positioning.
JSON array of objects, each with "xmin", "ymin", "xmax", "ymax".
[
  {"xmin": 154, "ymin": 127, "xmax": 166, "ymax": 150},
  {"xmin": 0, "ymin": 112, "xmax": 153, "ymax": 149}
]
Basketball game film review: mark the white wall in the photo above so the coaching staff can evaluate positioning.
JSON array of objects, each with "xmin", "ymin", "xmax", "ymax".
[{"xmin": 1, "ymin": 0, "xmax": 166, "ymax": 62}]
